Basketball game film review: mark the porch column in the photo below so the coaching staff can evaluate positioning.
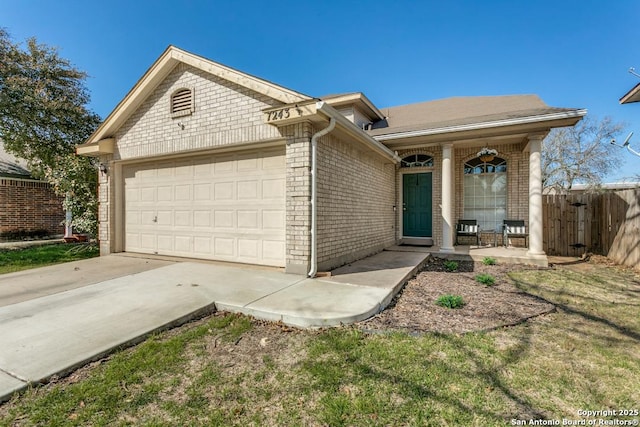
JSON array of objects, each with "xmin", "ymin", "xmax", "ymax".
[
  {"xmin": 527, "ymin": 135, "xmax": 545, "ymax": 255},
  {"xmin": 440, "ymin": 143, "xmax": 455, "ymax": 252}
]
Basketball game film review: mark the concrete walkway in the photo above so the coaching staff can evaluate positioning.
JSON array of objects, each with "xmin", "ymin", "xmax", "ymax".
[{"xmin": 0, "ymin": 249, "xmax": 428, "ymax": 401}]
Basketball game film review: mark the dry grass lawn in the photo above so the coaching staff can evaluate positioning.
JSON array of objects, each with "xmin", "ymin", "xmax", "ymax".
[{"xmin": 0, "ymin": 256, "xmax": 638, "ymax": 426}]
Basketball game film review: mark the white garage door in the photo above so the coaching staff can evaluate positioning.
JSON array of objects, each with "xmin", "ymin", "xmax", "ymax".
[{"xmin": 123, "ymin": 148, "xmax": 286, "ymax": 267}]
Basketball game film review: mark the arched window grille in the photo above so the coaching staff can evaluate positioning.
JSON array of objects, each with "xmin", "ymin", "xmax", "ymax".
[{"xmin": 401, "ymin": 154, "xmax": 433, "ymax": 168}]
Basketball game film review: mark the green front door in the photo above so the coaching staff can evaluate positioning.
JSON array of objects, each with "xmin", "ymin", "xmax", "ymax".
[{"xmin": 403, "ymin": 173, "xmax": 433, "ymax": 237}]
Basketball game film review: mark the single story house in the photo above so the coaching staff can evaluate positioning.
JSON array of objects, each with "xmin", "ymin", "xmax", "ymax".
[
  {"xmin": 0, "ymin": 140, "xmax": 65, "ymax": 239},
  {"xmin": 77, "ymin": 46, "xmax": 586, "ymax": 274}
]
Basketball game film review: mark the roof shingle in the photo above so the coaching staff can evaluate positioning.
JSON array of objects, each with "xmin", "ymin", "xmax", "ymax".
[{"xmin": 368, "ymin": 95, "xmax": 578, "ymax": 136}]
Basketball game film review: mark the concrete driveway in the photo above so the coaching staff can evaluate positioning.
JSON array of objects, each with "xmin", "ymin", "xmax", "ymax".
[
  {"xmin": 0, "ymin": 255, "xmax": 173, "ymax": 307},
  {"xmin": 0, "ymin": 250, "xmax": 429, "ymax": 402}
]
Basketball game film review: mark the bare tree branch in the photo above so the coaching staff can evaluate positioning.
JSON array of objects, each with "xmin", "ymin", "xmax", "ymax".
[{"xmin": 542, "ymin": 116, "xmax": 626, "ymax": 192}]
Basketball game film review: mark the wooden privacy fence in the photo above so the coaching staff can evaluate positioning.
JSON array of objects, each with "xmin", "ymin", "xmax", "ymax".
[{"xmin": 542, "ymin": 188, "xmax": 640, "ymax": 268}]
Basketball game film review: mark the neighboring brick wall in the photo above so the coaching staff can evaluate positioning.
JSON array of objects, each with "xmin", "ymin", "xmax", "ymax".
[
  {"xmin": 0, "ymin": 178, "xmax": 64, "ymax": 238},
  {"xmin": 316, "ymin": 132, "xmax": 396, "ymax": 271},
  {"xmin": 114, "ymin": 63, "xmax": 283, "ymax": 161}
]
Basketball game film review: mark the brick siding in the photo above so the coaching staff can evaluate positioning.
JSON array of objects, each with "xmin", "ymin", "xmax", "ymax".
[
  {"xmin": 316, "ymin": 132, "xmax": 396, "ymax": 271},
  {"xmin": 0, "ymin": 178, "xmax": 65, "ymax": 238},
  {"xmin": 281, "ymin": 122, "xmax": 312, "ymax": 274},
  {"xmin": 114, "ymin": 63, "xmax": 283, "ymax": 161}
]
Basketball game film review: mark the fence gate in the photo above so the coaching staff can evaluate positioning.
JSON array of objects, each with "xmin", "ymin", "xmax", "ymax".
[{"xmin": 543, "ymin": 194, "xmax": 590, "ymax": 257}]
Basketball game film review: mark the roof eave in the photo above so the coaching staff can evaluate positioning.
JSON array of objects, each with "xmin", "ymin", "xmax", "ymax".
[
  {"xmin": 315, "ymin": 102, "xmax": 400, "ymax": 163},
  {"xmin": 372, "ymin": 109, "xmax": 587, "ymax": 142},
  {"xmin": 263, "ymin": 101, "xmax": 400, "ymax": 163},
  {"xmin": 620, "ymin": 82, "xmax": 640, "ymax": 104},
  {"xmin": 322, "ymin": 93, "xmax": 385, "ymax": 121}
]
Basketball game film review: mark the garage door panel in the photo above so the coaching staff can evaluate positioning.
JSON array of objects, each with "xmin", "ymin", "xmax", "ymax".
[
  {"xmin": 214, "ymin": 237, "xmax": 235, "ymax": 256},
  {"xmin": 194, "ymin": 183, "xmax": 211, "ymax": 200},
  {"xmin": 237, "ymin": 156, "xmax": 258, "ymax": 171},
  {"xmin": 262, "ymin": 153, "xmax": 285, "ymax": 169},
  {"xmin": 140, "ymin": 234, "xmax": 156, "ymax": 252},
  {"xmin": 140, "ymin": 211, "xmax": 156, "ymax": 224},
  {"xmin": 214, "ymin": 210, "xmax": 234, "ymax": 228},
  {"xmin": 157, "ymin": 186, "xmax": 173, "ymax": 201},
  {"xmin": 263, "ymin": 210, "xmax": 285, "ymax": 229},
  {"xmin": 174, "ymin": 211, "xmax": 191, "ymax": 226},
  {"xmin": 174, "ymin": 236, "xmax": 191, "ymax": 252},
  {"xmin": 174, "ymin": 185, "xmax": 191, "ymax": 201},
  {"xmin": 262, "ymin": 178, "xmax": 285, "ymax": 199},
  {"xmin": 140, "ymin": 187, "xmax": 156, "ymax": 201},
  {"xmin": 156, "ymin": 163, "xmax": 174, "ymax": 176},
  {"xmin": 157, "ymin": 211, "xmax": 172, "ymax": 226},
  {"xmin": 157, "ymin": 235, "xmax": 174, "ymax": 252},
  {"xmin": 263, "ymin": 240, "xmax": 285, "ymax": 262},
  {"xmin": 214, "ymin": 156, "xmax": 235, "ymax": 174},
  {"xmin": 238, "ymin": 239, "xmax": 259, "ymax": 259},
  {"xmin": 214, "ymin": 182, "xmax": 235, "ymax": 200},
  {"xmin": 237, "ymin": 210, "xmax": 258, "ymax": 228},
  {"xmin": 194, "ymin": 237, "xmax": 211, "ymax": 253},
  {"xmin": 124, "ymin": 149, "xmax": 285, "ymax": 266},
  {"xmin": 194, "ymin": 211, "xmax": 211, "ymax": 227},
  {"xmin": 237, "ymin": 181, "xmax": 258, "ymax": 199}
]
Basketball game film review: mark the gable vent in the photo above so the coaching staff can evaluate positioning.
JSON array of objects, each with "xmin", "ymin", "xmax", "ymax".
[{"xmin": 171, "ymin": 88, "xmax": 193, "ymax": 117}]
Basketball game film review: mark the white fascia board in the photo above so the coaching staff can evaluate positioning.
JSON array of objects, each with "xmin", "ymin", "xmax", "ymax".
[
  {"xmin": 373, "ymin": 109, "xmax": 588, "ymax": 142},
  {"xmin": 315, "ymin": 101, "xmax": 401, "ymax": 163}
]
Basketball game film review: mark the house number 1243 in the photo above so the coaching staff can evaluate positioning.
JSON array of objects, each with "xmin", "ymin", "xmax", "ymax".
[{"xmin": 267, "ymin": 108, "xmax": 290, "ymax": 121}]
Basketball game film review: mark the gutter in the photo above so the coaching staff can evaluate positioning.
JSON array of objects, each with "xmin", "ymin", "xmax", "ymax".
[
  {"xmin": 308, "ymin": 117, "xmax": 336, "ymax": 278},
  {"xmin": 373, "ymin": 109, "xmax": 588, "ymax": 141}
]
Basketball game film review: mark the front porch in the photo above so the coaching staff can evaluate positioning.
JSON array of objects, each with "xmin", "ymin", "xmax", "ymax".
[{"xmin": 388, "ymin": 244, "xmax": 548, "ymax": 267}]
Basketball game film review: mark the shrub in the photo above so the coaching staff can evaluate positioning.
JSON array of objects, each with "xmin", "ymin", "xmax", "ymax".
[
  {"xmin": 475, "ymin": 273, "xmax": 496, "ymax": 286},
  {"xmin": 482, "ymin": 257, "xmax": 497, "ymax": 266},
  {"xmin": 444, "ymin": 260, "xmax": 459, "ymax": 272},
  {"xmin": 436, "ymin": 294, "xmax": 465, "ymax": 309}
]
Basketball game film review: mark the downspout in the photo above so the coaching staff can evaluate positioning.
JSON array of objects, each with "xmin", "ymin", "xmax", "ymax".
[{"xmin": 308, "ymin": 116, "xmax": 336, "ymax": 278}]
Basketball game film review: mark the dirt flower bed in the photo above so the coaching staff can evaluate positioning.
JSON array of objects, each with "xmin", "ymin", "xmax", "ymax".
[{"xmin": 359, "ymin": 256, "xmax": 556, "ymax": 334}]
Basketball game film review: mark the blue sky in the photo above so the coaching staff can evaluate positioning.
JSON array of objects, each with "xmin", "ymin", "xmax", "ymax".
[{"xmin": 2, "ymin": 0, "xmax": 639, "ymax": 180}]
